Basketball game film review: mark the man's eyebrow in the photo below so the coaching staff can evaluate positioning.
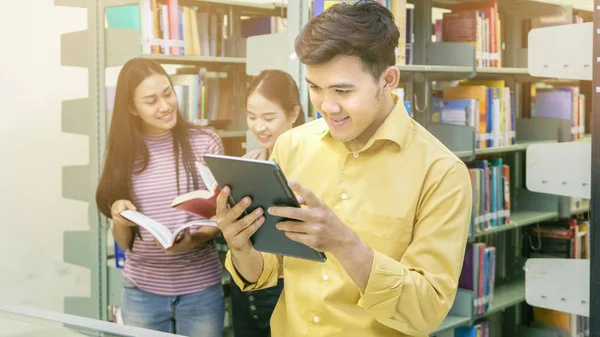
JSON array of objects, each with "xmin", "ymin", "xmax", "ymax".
[{"xmin": 305, "ymin": 77, "xmax": 355, "ymax": 89}]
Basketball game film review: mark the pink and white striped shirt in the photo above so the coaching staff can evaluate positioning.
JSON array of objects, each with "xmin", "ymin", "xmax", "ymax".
[{"xmin": 123, "ymin": 128, "xmax": 223, "ymax": 296}]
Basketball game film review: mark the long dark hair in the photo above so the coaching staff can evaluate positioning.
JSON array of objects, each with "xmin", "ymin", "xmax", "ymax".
[
  {"xmin": 245, "ymin": 69, "xmax": 305, "ymax": 127},
  {"xmin": 96, "ymin": 58, "xmax": 201, "ymax": 218}
]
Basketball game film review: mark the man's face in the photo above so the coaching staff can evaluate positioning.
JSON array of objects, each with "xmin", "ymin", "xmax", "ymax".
[{"xmin": 305, "ymin": 55, "xmax": 387, "ymax": 147}]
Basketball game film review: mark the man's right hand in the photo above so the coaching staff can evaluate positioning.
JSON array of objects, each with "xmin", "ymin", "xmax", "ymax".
[
  {"xmin": 216, "ymin": 186, "xmax": 265, "ymax": 252},
  {"xmin": 111, "ymin": 199, "xmax": 138, "ymax": 227}
]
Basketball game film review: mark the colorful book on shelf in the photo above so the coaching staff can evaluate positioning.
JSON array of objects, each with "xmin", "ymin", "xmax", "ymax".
[
  {"xmin": 441, "ymin": 9, "xmax": 483, "ymax": 66},
  {"xmin": 171, "ymin": 73, "xmax": 199, "ymax": 121},
  {"xmin": 170, "ymin": 71, "xmax": 233, "ymax": 123},
  {"xmin": 433, "ymin": 98, "xmax": 480, "ymax": 143},
  {"xmin": 529, "ymin": 85, "xmax": 586, "ymax": 140},
  {"xmin": 451, "ymin": 0, "xmax": 500, "ymax": 68},
  {"xmin": 483, "ymin": 246, "xmax": 496, "ymax": 312},
  {"xmin": 442, "ymin": 85, "xmax": 488, "ymax": 148},
  {"xmin": 390, "ymin": 0, "xmax": 407, "ymax": 65},
  {"xmin": 460, "ymin": 80, "xmax": 515, "ymax": 147},
  {"xmin": 458, "ymin": 242, "xmax": 496, "ymax": 315},
  {"xmin": 105, "ymin": 0, "xmax": 229, "ymax": 57},
  {"xmin": 120, "ymin": 210, "xmax": 217, "ymax": 249},
  {"xmin": 466, "ymin": 159, "xmax": 510, "ymax": 235}
]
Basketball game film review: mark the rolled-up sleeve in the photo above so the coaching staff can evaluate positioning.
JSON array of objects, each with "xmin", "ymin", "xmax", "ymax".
[
  {"xmin": 358, "ymin": 161, "xmax": 473, "ymax": 335},
  {"xmin": 224, "ymin": 251, "xmax": 282, "ymax": 291}
]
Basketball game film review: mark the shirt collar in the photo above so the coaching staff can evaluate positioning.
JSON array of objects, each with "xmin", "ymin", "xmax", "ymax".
[{"xmin": 319, "ymin": 91, "xmax": 412, "ymax": 151}]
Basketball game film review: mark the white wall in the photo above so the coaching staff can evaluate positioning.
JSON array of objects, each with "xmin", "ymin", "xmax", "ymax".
[{"xmin": 0, "ymin": 0, "xmax": 91, "ymax": 321}]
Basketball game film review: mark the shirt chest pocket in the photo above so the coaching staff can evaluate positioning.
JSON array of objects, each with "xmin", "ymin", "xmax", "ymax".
[{"xmin": 350, "ymin": 211, "xmax": 414, "ymax": 261}]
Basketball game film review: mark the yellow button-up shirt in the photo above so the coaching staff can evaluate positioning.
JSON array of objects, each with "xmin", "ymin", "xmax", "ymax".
[{"xmin": 225, "ymin": 93, "xmax": 473, "ymax": 336}]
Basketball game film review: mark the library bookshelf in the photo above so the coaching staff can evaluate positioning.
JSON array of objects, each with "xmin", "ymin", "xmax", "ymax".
[{"xmin": 55, "ymin": 0, "xmax": 594, "ymax": 336}]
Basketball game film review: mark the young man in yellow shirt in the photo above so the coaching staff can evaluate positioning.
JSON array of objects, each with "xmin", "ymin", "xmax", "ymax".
[{"xmin": 216, "ymin": 1, "xmax": 473, "ymax": 336}]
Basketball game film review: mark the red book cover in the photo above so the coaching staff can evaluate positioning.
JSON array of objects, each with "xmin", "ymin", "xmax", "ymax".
[{"xmin": 171, "ymin": 162, "xmax": 220, "ymax": 218}]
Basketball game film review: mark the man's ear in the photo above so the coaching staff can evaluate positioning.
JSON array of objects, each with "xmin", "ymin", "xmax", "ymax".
[
  {"xmin": 292, "ymin": 105, "xmax": 300, "ymax": 123},
  {"xmin": 381, "ymin": 66, "xmax": 400, "ymax": 94}
]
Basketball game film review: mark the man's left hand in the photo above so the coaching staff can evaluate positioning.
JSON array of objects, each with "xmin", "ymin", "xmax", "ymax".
[{"xmin": 268, "ymin": 180, "xmax": 359, "ymax": 255}]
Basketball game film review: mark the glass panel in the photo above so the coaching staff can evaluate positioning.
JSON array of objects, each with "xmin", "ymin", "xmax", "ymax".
[{"xmin": 0, "ymin": 301, "xmax": 183, "ymax": 337}]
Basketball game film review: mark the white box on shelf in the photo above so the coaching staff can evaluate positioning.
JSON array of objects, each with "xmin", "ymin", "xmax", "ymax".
[
  {"xmin": 528, "ymin": 22, "xmax": 593, "ymax": 80},
  {"xmin": 526, "ymin": 141, "xmax": 590, "ymax": 199},
  {"xmin": 525, "ymin": 258, "xmax": 589, "ymax": 317}
]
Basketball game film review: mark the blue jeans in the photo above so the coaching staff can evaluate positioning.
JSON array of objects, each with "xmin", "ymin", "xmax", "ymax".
[
  {"xmin": 230, "ymin": 278, "xmax": 284, "ymax": 337},
  {"xmin": 121, "ymin": 279, "xmax": 224, "ymax": 337}
]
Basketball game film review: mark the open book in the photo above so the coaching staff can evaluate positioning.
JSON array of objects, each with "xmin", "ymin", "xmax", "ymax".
[
  {"xmin": 120, "ymin": 210, "xmax": 217, "ymax": 249},
  {"xmin": 117, "ymin": 163, "xmax": 221, "ymax": 249},
  {"xmin": 170, "ymin": 162, "xmax": 221, "ymax": 218}
]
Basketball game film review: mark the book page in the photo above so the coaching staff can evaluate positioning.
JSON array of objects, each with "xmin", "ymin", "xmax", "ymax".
[
  {"xmin": 171, "ymin": 219, "xmax": 218, "ymax": 239},
  {"xmin": 196, "ymin": 162, "xmax": 218, "ymax": 193},
  {"xmin": 120, "ymin": 210, "xmax": 174, "ymax": 248}
]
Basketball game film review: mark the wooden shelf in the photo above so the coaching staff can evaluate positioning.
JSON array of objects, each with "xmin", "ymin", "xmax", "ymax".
[{"xmin": 473, "ymin": 210, "xmax": 559, "ymax": 238}]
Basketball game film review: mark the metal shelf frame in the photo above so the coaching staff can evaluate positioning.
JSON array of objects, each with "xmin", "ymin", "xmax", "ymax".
[{"xmin": 590, "ymin": 1, "xmax": 600, "ymax": 334}]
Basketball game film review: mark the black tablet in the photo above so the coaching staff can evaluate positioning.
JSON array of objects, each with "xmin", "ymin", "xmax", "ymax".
[{"xmin": 203, "ymin": 153, "xmax": 327, "ymax": 263}]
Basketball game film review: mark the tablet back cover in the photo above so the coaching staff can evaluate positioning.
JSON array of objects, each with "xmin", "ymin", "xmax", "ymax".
[{"xmin": 204, "ymin": 154, "xmax": 326, "ymax": 262}]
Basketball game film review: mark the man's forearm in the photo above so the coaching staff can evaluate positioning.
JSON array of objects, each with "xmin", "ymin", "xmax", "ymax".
[
  {"xmin": 231, "ymin": 247, "xmax": 264, "ymax": 284},
  {"xmin": 333, "ymin": 238, "xmax": 374, "ymax": 292}
]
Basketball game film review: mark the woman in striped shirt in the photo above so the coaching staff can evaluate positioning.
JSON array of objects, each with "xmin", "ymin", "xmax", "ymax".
[
  {"xmin": 96, "ymin": 58, "xmax": 224, "ymax": 337},
  {"xmin": 230, "ymin": 69, "xmax": 304, "ymax": 337}
]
